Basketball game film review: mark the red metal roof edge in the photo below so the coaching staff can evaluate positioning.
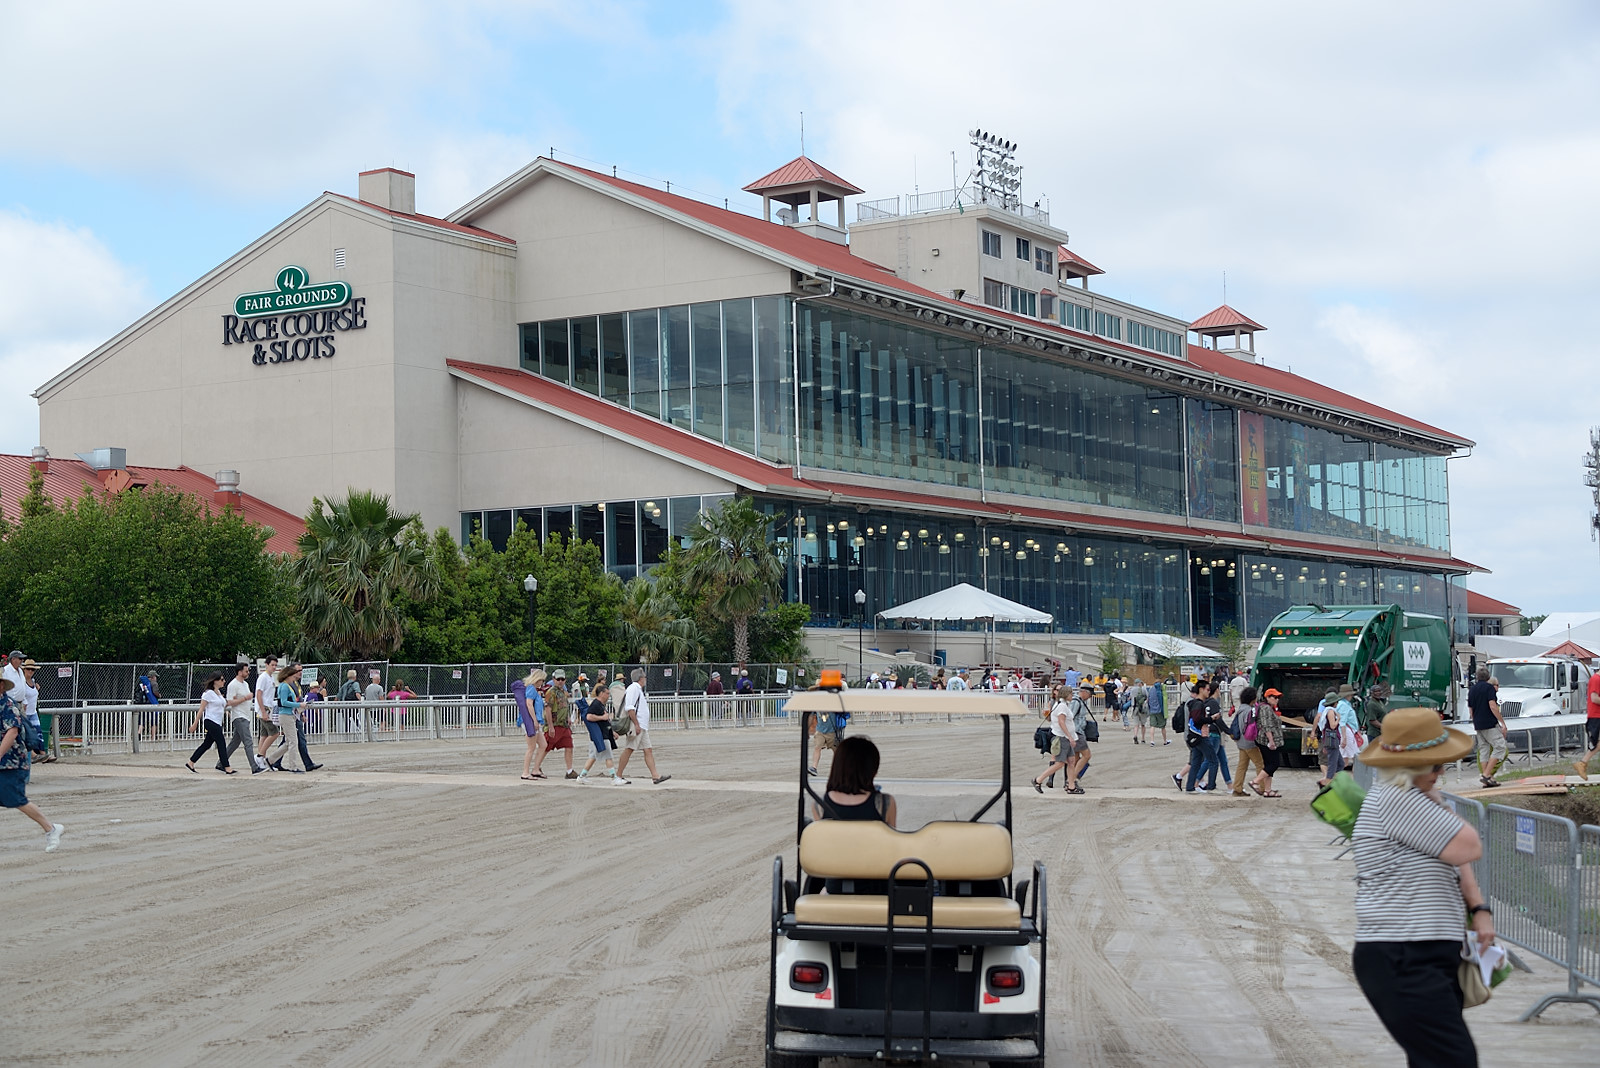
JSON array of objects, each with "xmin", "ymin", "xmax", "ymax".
[
  {"xmin": 448, "ymin": 360, "xmax": 1478, "ymax": 576},
  {"xmin": 358, "ymin": 167, "xmax": 416, "ymax": 178},
  {"xmin": 1056, "ymin": 246, "xmax": 1104, "ymax": 274},
  {"xmin": 1466, "ymin": 589, "xmax": 1521, "ymax": 616},
  {"xmin": 327, "ymin": 192, "xmax": 516, "ymax": 245},
  {"xmin": 1191, "ymin": 304, "xmax": 1266, "ymax": 332},
  {"xmin": 742, "ymin": 156, "xmax": 864, "ymax": 195}
]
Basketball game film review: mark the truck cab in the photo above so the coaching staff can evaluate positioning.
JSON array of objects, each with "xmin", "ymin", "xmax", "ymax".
[{"xmin": 1485, "ymin": 657, "xmax": 1593, "ymax": 719}]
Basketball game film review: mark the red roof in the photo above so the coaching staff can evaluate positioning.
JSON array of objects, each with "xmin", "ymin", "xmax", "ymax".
[
  {"xmin": 448, "ymin": 359, "xmax": 1481, "ymax": 575},
  {"xmin": 1057, "ymin": 246, "xmax": 1104, "ymax": 275},
  {"xmin": 1191, "ymin": 304, "xmax": 1265, "ymax": 333},
  {"xmin": 329, "ymin": 192, "xmax": 515, "ymax": 246},
  {"xmin": 0, "ymin": 456, "xmax": 304, "ymax": 554},
  {"xmin": 742, "ymin": 156, "xmax": 864, "ymax": 196},
  {"xmin": 1542, "ymin": 640, "xmax": 1597, "ymax": 660},
  {"xmin": 1466, "ymin": 589, "xmax": 1521, "ymax": 617},
  {"xmin": 553, "ymin": 163, "xmax": 1466, "ymax": 448}
]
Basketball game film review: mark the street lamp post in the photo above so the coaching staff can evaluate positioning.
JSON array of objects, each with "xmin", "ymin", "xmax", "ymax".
[
  {"xmin": 854, "ymin": 588, "xmax": 867, "ymax": 683},
  {"xmin": 523, "ymin": 574, "xmax": 539, "ymax": 664}
]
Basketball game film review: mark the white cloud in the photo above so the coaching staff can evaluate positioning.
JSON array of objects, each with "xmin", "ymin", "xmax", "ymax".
[{"xmin": 0, "ymin": 211, "xmax": 150, "ymax": 454}]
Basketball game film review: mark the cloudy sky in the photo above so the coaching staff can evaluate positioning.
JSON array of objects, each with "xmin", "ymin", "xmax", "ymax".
[{"xmin": 2, "ymin": 0, "xmax": 1597, "ymax": 612}]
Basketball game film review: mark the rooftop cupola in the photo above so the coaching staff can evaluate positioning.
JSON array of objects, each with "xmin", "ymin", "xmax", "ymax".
[
  {"xmin": 1057, "ymin": 246, "xmax": 1104, "ymax": 290},
  {"xmin": 1190, "ymin": 304, "xmax": 1265, "ymax": 361},
  {"xmin": 743, "ymin": 156, "xmax": 862, "ymax": 246}
]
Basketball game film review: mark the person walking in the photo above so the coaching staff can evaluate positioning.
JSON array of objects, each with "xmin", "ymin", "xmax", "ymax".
[
  {"xmin": 15, "ymin": 658, "xmax": 47, "ymax": 763},
  {"xmin": 223, "ymin": 662, "xmax": 265, "ymax": 773},
  {"xmin": 1577, "ymin": 664, "xmax": 1600, "ymax": 779},
  {"xmin": 1145, "ymin": 678, "xmax": 1169, "ymax": 746},
  {"xmin": 810, "ymin": 703, "xmax": 842, "ymax": 776},
  {"xmin": 1466, "ymin": 668, "xmax": 1507, "ymax": 788},
  {"xmin": 614, "ymin": 667, "xmax": 670, "ymax": 785},
  {"xmin": 1227, "ymin": 670, "xmax": 1248, "ymax": 714},
  {"xmin": 1230, "ymin": 685, "xmax": 1264, "ymax": 796},
  {"xmin": 1131, "ymin": 681, "xmax": 1151, "ymax": 746},
  {"xmin": 295, "ymin": 680, "xmax": 325, "ymax": 771},
  {"xmin": 1349, "ymin": 707, "xmax": 1489, "ymax": 1067},
  {"xmin": 254, "ymin": 656, "xmax": 280, "ymax": 769},
  {"xmin": 518, "ymin": 669, "xmax": 548, "ymax": 780},
  {"xmin": 1033, "ymin": 685, "xmax": 1081, "ymax": 794},
  {"xmin": 533, "ymin": 669, "xmax": 578, "ymax": 779},
  {"xmin": 578, "ymin": 678, "xmax": 620, "ymax": 782},
  {"xmin": 267, "ymin": 664, "xmax": 307, "ymax": 772},
  {"xmin": 1249, "ymin": 688, "xmax": 1286, "ymax": 797},
  {"xmin": 0, "ymin": 676, "xmax": 63, "ymax": 851},
  {"xmin": 946, "ymin": 670, "xmax": 968, "ymax": 691},
  {"xmin": 186, "ymin": 673, "xmax": 237, "ymax": 775}
]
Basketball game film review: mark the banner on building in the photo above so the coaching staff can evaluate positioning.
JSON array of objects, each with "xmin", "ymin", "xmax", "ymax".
[{"xmin": 1239, "ymin": 411, "xmax": 1267, "ymax": 526}]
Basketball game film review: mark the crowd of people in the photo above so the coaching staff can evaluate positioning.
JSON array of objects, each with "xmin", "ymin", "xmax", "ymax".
[{"xmin": 514, "ymin": 666, "xmax": 670, "ymax": 786}]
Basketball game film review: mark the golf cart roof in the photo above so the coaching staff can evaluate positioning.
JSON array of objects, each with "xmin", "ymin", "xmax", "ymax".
[{"xmin": 785, "ymin": 690, "xmax": 1027, "ymax": 716}]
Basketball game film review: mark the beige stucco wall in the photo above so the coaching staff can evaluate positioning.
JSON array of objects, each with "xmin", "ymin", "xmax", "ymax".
[
  {"xmin": 468, "ymin": 175, "xmax": 794, "ymax": 327},
  {"xmin": 454, "ymin": 383, "xmax": 733, "ymax": 513}
]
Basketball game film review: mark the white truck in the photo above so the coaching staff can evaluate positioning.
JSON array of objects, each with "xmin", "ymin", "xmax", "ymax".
[{"xmin": 1485, "ymin": 657, "xmax": 1594, "ymax": 719}]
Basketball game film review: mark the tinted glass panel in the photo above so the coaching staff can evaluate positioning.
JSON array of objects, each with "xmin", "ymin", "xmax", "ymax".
[
  {"xmin": 663, "ymin": 306, "xmax": 691, "ymax": 429},
  {"xmin": 607, "ymin": 501, "xmax": 638, "ymax": 567},
  {"xmin": 518, "ymin": 323, "xmax": 538, "ymax": 371},
  {"xmin": 723, "ymin": 298, "xmax": 755, "ymax": 455},
  {"xmin": 514, "ymin": 508, "xmax": 542, "ymax": 540},
  {"xmin": 640, "ymin": 498, "xmax": 669, "ymax": 565},
  {"xmin": 570, "ymin": 317, "xmax": 600, "ymax": 395},
  {"xmin": 755, "ymin": 296, "xmax": 793, "ymax": 464},
  {"xmin": 484, "ymin": 509, "xmax": 513, "ymax": 552},
  {"xmin": 545, "ymin": 506, "xmax": 574, "ymax": 545},
  {"xmin": 629, "ymin": 309, "xmax": 661, "ymax": 417},
  {"xmin": 578, "ymin": 504, "xmax": 604, "ymax": 549},
  {"xmin": 1185, "ymin": 398, "xmax": 1239, "ymax": 522},
  {"xmin": 601, "ymin": 313, "xmax": 629, "ymax": 404},
  {"xmin": 691, "ymin": 302, "xmax": 723, "ymax": 442},
  {"xmin": 540, "ymin": 320, "xmax": 569, "ymax": 384}
]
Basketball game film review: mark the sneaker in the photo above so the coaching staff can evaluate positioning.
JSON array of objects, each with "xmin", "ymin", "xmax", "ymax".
[
  {"xmin": 1133, "ymin": 737, "xmax": 1139, "ymax": 746},
  {"xmin": 1196, "ymin": 784, "xmax": 1215, "ymax": 792},
  {"xmin": 613, "ymin": 776, "xmax": 631, "ymax": 785},
  {"xmin": 1172, "ymin": 773, "xmax": 1183, "ymax": 791},
  {"xmin": 1575, "ymin": 760, "xmax": 1589, "ymax": 781},
  {"xmin": 577, "ymin": 769, "xmax": 589, "ymax": 779},
  {"xmin": 307, "ymin": 763, "xmax": 324, "ymax": 771},
  {"xmin": 45, "ymin": 823, "xmax": 64, "ymax": 852},
  {"xmin": 652, "ymin": 775, "xmax": 672, "ymax": 785},
  {"xmin": 565, "ymin": 770, "xmax": 578, "ymax": 780},
  {"xmin": 1163, "ymin": 740, "xmax": 1172, "ymax": 746},
  {"xmin": 1148, "ymin": 742, "xmax": 1157, "ymax": 747}
]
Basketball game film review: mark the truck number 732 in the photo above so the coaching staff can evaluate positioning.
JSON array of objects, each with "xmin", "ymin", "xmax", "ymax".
[{"xmin": 1294, "ymin": 646, "xmax": 1326, "ymax": 656}]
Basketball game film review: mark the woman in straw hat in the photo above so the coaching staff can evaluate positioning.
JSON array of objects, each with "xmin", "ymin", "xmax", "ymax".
[
  {"xmin": 1350, "ymin": 706, "xmax": 1493, "ymax": 1067},
  {"xmin": 0, "ymin": 675, "xmax": 64, "ymax": 851}
]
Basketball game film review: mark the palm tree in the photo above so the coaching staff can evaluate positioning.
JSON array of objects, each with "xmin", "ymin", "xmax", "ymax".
[
  {"xmin": 291, "ymin": 490, "xmax": 441, "ymax": 659},
  {"xmin": 616, "ymin": 575, "xmax": 702, "ymax": 664},
  {"xmin": 681, "ymin": 497, "xmax": 785, "ymax": 666}
]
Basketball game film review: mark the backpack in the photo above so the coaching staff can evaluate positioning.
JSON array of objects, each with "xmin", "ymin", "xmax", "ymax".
[
  {"xmin": 1229, "ymin": 707, "xmax": 1244, "ymax": 742},
  {"xmin": 14, "ymin": 708, "xmax": 43, "ymax": 754}
]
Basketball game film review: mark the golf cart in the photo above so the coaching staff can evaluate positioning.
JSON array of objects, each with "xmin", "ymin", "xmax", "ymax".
[{"xmin": 766, "ymin": 679, "xmax": 1047, "ymax": 1067}]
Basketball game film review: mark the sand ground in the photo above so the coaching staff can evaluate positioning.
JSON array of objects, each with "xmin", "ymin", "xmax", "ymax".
[{"xmin": 5, "ymin": 717, "xmax": 1597, "ymax": 1067}]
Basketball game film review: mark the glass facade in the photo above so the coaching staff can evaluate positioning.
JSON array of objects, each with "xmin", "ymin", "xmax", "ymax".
[
  {"xmin": 1185, "ymin": 398, "xmax": 1239, "ymax": 522},
  {"xmin": 1239, "ymin": 554, "xmax": 1452, "ymax": 636},
  {"xmin": 462, "ymin": 494, "xmax": 734, "ymax": 578}
]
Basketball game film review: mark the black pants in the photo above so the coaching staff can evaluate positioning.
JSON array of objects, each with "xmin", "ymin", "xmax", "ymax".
[
  {"xmin": 1261, "ymin": 745, "xmax": 1281, "ymax": 776},
  {"xmin": 190, "ymin": 720, "xmax": 230, "ymax": 769},
  {"xmin": 1352, "ymin": 940, "xmax": 1476, "ymax": 1068}
]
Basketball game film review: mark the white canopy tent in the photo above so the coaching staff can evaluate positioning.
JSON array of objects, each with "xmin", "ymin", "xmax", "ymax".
[
  {"xmin": 877, "ymin": 583, "xmax": 1053, "ymax": 668},
  {"xmin": 1110, "ymin": 632, "xmax": 1224, "ymax": 662}
]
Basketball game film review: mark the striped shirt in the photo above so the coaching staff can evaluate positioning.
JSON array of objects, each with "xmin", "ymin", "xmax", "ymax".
[{"xmin": 1353, "ymin": 784, "xmax": 1465, "ymax": 942}]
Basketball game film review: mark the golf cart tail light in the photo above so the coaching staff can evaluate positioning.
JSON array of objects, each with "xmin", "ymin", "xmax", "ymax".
[
  {"xmin": 791, "ymin": 963, "xmax": 828, "ymax": 991},
  {"xmin": 986, "ymin": 965, "xmax": 1023, "ymax": 996}
]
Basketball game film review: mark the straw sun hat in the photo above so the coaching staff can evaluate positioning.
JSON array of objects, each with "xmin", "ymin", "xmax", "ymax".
[{"xmin": 1356, "ymin": 706, "xmax": 1474, "ymax": 767}]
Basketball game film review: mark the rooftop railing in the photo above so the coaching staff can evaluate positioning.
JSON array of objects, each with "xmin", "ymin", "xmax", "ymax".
[{"xmin": 855, "ymin": 189, "xmax": 1050, "ymax": 228}]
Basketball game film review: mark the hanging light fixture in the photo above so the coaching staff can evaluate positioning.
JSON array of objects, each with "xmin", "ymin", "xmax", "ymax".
[
  {"xmin": 990, "ymin": 536, "xmax": 1001, "ymax": 545},
  {"xmin": 853, "ymin": 535, "xmax": 864, "ymax": 547},
  {"xmin": 1084, "ymin": 556, "xmax": 1094, "ymax": 566},
  {"xmin": 917, "ymin": 528, "xmax": 929, "ymax": 538},
  {"xmin": 955, "ymin": 532, "xmax": 966, "ymax": 542},
  {"xmin": 1053, "ymin": 554, "xmax": 1061, "ymax": 563},
  {"xmin": 837, "ymin": 519, "xmax": 848, "ymax": 530},
  {"xmin": 897, "ymin": 539, "xmax": 909, "ymax": 550},
  {"xmin": 1016, "ymin": 550, "xmax": 1026, "ymax": 560},
  {"xmin": 1200, "ymin": 566, "xmax": 1211, "ymax": 575},
  {"xmin": 939, "ymin": 543, "xmax": 950, "ymax": 554},
  {"xmin": 978, "ymin": 547, "xmax": 990, "ymax": 557}
]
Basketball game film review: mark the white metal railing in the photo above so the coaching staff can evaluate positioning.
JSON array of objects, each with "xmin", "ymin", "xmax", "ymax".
[{"xmin": 856, "ymin": 196, "xmax": 900, "ymax": 221}]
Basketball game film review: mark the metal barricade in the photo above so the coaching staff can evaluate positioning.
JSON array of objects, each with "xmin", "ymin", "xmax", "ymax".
[
  {"xmin": 1484, "ymin": 804, "xmax": 1600, "ymax": 1020},
  {"xmin": 1579, "ymin": 825, "xmax": 1600, "ymax": 990},
  {"xmin": 1440, "ymin": 790, "xmax": 1487, "ymax": 886}
]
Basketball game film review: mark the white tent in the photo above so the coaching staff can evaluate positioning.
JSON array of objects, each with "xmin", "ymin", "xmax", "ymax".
[
  {"xmin": 877, "ymin": 583, "xmax": 1053, "ymax": 624},
  {"xmin": 876, "ymin": 584, "xmax": 1051, "ymax": 669},
  {"xmin": 1110, "ymin": 632, "xmax": 1223, "ymax": 661}
]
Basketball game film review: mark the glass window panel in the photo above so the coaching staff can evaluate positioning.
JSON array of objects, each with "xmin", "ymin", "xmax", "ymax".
[
  {"xmin": 578, "ymin": 503, "xmax": 604, "ymax": 548},
  {"xmin": 607, "ymin": 501, "xmax": 638, "ymax": 568},
  {"xmin": 601, "ymin": 313, "xmax": 628, "ymax": 405},
  {"xmin": 484, "ymin": 509, "xmax": 513, "ymax": 552},
  {"xmin": 668, "ymin": 496, "xmax": 701, "ymax": 549},
  {"xmin": 723, "ymin": 298, "xmax": 756, "ymax": 455},
  {"xmin": 691, "ymin": 302, "xmax": 723, "ymax": 442},
  {"xmin": 570, "ymin": 317, "xmax": 600, "ymax": 395},
  {"xmin": 640, "ymin": 498, "xmax": 669, "ymax": 565},
  {"xmin": 518, "ymin": 323, "xmax": 539, "ymax": 371},
  {"xmin": 755, "ymin": 296, "xmax": 793, "ymax": 464},
  {"xmin": 544, "ymin": 506, "xmax": 574, "ymax": 545},
  {"xmin": 662, "ymin": 305, "xmax": 691, "ymax": 429},
  {"xmin": 1185, "ymin": 398, "xmax": 1239, "ymax": 522},
  {"xmin": 629, "ymin": 309, "xmax": 661, "ymax": 418},
  {"xmin": 460, "ymin": 512, "xmax": 481, "ymax": 545},
  {"xmin": 539, "ymin": 320, "xmax": 569, "ymax": 384},
  {"xmin": 514, "ymin": 508, "xmax": 542, "ymax": 539}
]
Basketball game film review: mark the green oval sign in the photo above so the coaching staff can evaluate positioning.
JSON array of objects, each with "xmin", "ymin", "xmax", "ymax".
[{"xmin": 235, "ymin": 265, "xmax": 350, "ymax": 318}]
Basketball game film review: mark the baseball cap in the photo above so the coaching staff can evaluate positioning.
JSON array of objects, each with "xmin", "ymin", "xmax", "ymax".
[
  {"xmin": 711, "ymin": 671, "xmax": 721, "ymax": 679},
  {"xmin": 1264, "ymin": 688, "xmax": 1282, "ymax": 698},
  {"xmin": 7, "ymin": 650, "xmax": 22, "ymax": 659},
  {"xmin": 552, "ymin": 668, "xmax": 567, "ymax": 680}
]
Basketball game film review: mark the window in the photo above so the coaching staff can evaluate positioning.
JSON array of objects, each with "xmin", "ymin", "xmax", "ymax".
[
  {"xmin": 1034, "ymin": 246, "xmax": 1053, "ymax": 273},
  {"xmin": 1008, "ymin": 287, "xmax": 1036, "ymax": 317},
  {"xmin": 1094, "ymin": 310, "xmax": 1122, "ymax": 340},
  {"xmin": 1039, "ymin": 291, "xmax": 1054, "ymax": 319},
  {"xmin": 1015, "ymin": 237, "xmax": 1031, "ymax": 261},
  {"xmin": 1124, "ymin": 321, "xmax": 1184, "ymax": 356},
  {"xmin": 982, "ymin": 278, "xmax": 1005, "ymax": 308},
  {"xmin": 982, "ymin": 230, "xmax": 1002, "ymax": 257},
  {"xmin": 1059, "ymin": 301, "xmax": 1090, "ymax": 332}
]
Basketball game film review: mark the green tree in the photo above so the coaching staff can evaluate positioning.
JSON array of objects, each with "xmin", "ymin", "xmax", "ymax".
[
  {"xmin": 0, "ymin": 482, "xmax": 292, "ymax": 660},
  {"xmin": 520, "ymin": 531, "xmax": 624, "ymax": 664},
  {"xmin": 292, "ymin": 490, "xmax": 441, "ymax": 660},
  {"xmin": 616, "ymin": 575, "xmax": 701, "ymax": 664},
  {"xmin": 680, "ymin": 497, "xmax": 785, "ymax": 665},
  {"xmin": 1097, "ymin": 635, "xmax": 1126, "ymax": 675},
  {"xmin": 1215, "ymin": 621, "xmax": 1246, "ymax": 670},
  {"xmin": 19, "ymin": 463, "xmax": 52, "ymax": 521}
]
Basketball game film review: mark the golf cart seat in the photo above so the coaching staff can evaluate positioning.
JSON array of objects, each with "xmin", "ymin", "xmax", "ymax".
[{"xmin": 794, "ymin": 820, "xmax": 1022, "ymax": 930}]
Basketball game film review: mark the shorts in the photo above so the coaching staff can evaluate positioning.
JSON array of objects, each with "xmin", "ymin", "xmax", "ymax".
[
  {"xmin": 1070, "ymin": 738, "xmax": 1090, "ymax": 755},
  {"xmin": 1476, "ymin": 726, "xmax": 1507, "ymax": 765},
  {"xmin": 546, "ymin": 726, "xmax": 573, "ymax": 750},
  {"xmin": 817, "ymin": 731, "xmax": 840, "ymax": 751},
  {"xmin": 1586, "ymin": 718, "xmax": 1600, "ymax": 750},
  {"xmin": 0, "ymin": 767, "xmax": 29, "ymax": 808},
  {"xmin": 623, "ymin": 728, "xmax": 652, "ymax": 752},
  {"xmin": 258, "ymin": 715, "xmax": 280, "ymax": 738},
  {"xmin": 1146, "ymin": 712, "xmax": 1167, "ymax": 728}
]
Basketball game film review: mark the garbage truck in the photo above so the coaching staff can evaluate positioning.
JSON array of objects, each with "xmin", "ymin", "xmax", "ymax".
[{"xmin": 1249, "ymin": 604, "xmax": 1454, "ymax": 766}]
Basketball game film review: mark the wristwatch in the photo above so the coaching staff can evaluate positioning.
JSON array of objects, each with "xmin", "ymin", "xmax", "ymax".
[{"xmin": 1469, "ymin": 904, "xmax": 1493, "ymax": 916}]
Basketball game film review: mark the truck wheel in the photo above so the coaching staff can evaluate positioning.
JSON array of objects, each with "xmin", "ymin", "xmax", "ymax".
[{"xmin": 766, "ymin": 1052, "xmax": 817, "ymax": 1068}]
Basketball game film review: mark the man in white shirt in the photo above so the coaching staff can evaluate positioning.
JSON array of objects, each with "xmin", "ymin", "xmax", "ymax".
[
  {"xmin": 613, "ymin": 668, "xmax": 670, "ymax": 786},
  {"xmin": 1228, "ymin": 671, "xmax": 1248, "ymax": 713},
  {"xmin": 254, "ymin": 656, "xmax": 280, "ymax": 770},
  {"xmin": 947, "ymin": 670, "xmax": 969, "ymax": 691},
  {"xmin": 1, "ymin": 650, "xmax": 25, "ymax": 696},
  {"xmin": 223, "ymin": 661, "xmax": 265, "ymax": 772}
]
